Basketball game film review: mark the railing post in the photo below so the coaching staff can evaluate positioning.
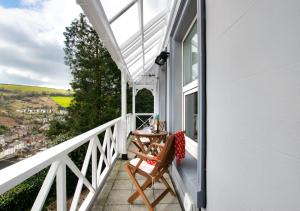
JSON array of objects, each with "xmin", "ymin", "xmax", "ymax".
[
  {"xmin": 120, "ymin": 72, "xmax": 128, "ymax": 159},
  {"xmin": 56, "ymin": 161, "xmax": 67, "ymax": 211},
  {"xmin": 132, "ymin": 86, "xmax": 136, "ymax": 131},
  {"xmin": 91, "ymin": 138, "xmax": 97, "ymax": 189},
  {"xmin": 153, "ymin": 86, "xmax": 159, "ymax": 116}
]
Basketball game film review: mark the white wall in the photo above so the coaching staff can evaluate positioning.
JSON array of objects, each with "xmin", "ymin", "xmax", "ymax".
[{"xmin": 206, "ymin": 0, "xmax": 300, "ymax": 210}]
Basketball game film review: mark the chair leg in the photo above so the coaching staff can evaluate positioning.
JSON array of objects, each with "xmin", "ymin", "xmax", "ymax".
[
  {"xmin": 124, "ymin": 165, "xmax": 154, "ymax": 210},
  {"xmin": 150, "ymin": 175, "xmax": 175, "ymax": 207},
  {"xmin": 128, "ymin": 177, "xmax": 152, "ymax": 203},
  {"xmin": 151, "ymin": 189, "xmax": 169, "ymax": 207},
  {"xmin": 160, "ymin": 176, "xmax": 176, "ymax": 196}
]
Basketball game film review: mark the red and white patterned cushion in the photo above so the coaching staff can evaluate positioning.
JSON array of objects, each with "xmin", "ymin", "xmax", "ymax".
[{"xmin": 174, "ymin": 131, "xmax": 185, "ymax": 164}]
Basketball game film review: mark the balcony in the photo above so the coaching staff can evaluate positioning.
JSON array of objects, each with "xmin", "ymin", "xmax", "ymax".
[
  {"xmin": 90, "ymin": 150, "xmax": 181, "ymax": 211},
  {"xmin": 0, "ymin": 114, "xmax": 181, "ymax": 211}
]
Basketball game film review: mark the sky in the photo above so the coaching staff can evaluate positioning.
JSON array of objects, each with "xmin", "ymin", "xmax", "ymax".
[{"xmin": 0, "ymin": 0, "xmax": 82, "ymax": 89}]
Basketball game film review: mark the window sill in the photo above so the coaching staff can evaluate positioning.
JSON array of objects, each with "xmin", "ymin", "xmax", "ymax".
[
  {"xmin": 185, "ymin": 136, "xmax": 198, "ymax": 159},
  {"xmin": 174, "ymin": 151, "xmax": 198, "ymax": 205}
]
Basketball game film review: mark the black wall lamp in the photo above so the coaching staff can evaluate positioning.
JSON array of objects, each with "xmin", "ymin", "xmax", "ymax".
[{"xmin": 155, "ymin": 51, "xmax": 170, "ymax": 66}]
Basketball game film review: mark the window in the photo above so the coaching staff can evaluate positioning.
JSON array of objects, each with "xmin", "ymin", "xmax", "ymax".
[
  {"xmin": 182, "ymin": 19, "xmax": 198, "ymax": 158},
  {"xmin": 183, "ymin": 21, "xmax": 198, "ymax": 86},
  {"xmin": 185, "ymin": 92, "xmax": 198, "ymax": 141}
]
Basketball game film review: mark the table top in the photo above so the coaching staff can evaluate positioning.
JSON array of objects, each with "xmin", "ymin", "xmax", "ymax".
[{"xmin": 132, "ymin": 129, "xmax": 168, "ymax": 137}]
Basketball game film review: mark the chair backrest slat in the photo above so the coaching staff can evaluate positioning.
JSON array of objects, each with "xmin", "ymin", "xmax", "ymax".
[{"xmin": 153, "ymin": 135, "xmax": 175, "ymax": 172}]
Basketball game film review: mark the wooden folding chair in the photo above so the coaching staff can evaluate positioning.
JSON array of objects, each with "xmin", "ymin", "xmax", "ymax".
[
  {"xmin": 124, "ymin": 135, "xmax": 176, "ymax": 211},
  {"xmin": 131, "ymin": 134, "xmax": 149, "ymax": 154}
]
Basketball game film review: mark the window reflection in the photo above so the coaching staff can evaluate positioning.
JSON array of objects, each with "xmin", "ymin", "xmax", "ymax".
[
  {"xmin": 185, "ymin": 92, "xmax": 198, "ymax": 141},
  {"xmin": 183, "ymin": 22, "xmax": 198, "ymax": 85}
]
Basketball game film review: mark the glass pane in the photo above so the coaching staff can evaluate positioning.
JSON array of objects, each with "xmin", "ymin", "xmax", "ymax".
[
  {"xmin": 143, "ymin": 0, "xmax": 170, "ymax": 26},
  {"xmin": 111, "ymin": 3, "xmax": 139, "ymax": 46},
  {"xmin": 183, "ymin": 21, "xmax": 198, "ymax": 85},
  {"xmin": 101, "ymin": 0, "xmax": 133, "ymax": 20},
  {"xmin": 144, "ymin": 61, "xmax": 153, "ymax": 70},
  {"xmin": 128, "ymin": 58, "xmax": 143, "ymax": 75},
  {"xmin": 145, "ymin": 44, "xmax": 159, "ymax": 64},
  {"xmin": 185, "ymin": 92, "xmax": 198, "ymax": 141},
  {"xmin": 124, "ymin": 46, "xmax": 142, "ymax": 64},
  {"xmin": 144, "ymin": 29, "xmax": 162, "ymax": 50}
]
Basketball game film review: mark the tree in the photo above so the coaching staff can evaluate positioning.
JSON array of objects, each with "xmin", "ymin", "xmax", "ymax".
[
  {"xmin": 2, "ymin": 13, "xmax": 154, "ymax": 211},
  {"xmin": 135, "ymin": 88, "xmax": 154, "ymax": 113},
  {"xmin": 63, "ymin": 14, "xmax": 121, "ymax": 136}
]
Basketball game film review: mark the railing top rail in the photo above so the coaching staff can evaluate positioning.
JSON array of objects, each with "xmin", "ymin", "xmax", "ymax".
[
  {"xmin": 0, "ymin": 116, "xmax": 122, "ymax": 195},
  {"xmin": 135, "ymin": 113, "xmax": 154, "ymax": 116}
]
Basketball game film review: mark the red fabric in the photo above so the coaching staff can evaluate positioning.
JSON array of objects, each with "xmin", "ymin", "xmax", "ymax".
[
  {"xmin": 174, "ymin": 131, "xmax": 185, "ymax": 164},
  {"xmin": 146, "ymin": 156, "xmax": 160, "ymax": 165}
]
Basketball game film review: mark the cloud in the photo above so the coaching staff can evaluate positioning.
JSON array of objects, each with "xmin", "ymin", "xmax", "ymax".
[{"xmin": 0, "ymin": 0, "xmax": 82, "ymax": 89}]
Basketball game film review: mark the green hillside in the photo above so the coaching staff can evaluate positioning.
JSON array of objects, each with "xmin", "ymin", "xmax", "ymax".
[
  {"xmin": 50, "ymin": 96, "xmax": 73, "ymax": 108},
  {"xmin": 0, "ymin": 84, "xmax": 71, "ymax": 95}
]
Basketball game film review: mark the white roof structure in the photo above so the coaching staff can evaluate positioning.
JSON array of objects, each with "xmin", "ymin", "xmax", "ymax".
[{"xmin": 77, "ymin": 0, "xmax": 179, "ymax": 85}]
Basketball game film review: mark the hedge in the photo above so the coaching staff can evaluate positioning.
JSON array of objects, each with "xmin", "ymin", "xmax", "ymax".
[
  {"xmin": 0, "ymin": 170, "xmax": 50, "ymax": 211},
  {"xmin": 0, "ymin": 141, "xmax": 91, "ymax": 210}
]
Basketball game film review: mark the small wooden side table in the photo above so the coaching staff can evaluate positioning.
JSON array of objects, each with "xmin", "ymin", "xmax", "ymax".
[{"xmin": 131, "ymin": 129, "xmax": 168, "ymax": 153}]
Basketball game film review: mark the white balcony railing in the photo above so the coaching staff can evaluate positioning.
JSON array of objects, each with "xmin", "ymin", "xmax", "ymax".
[
  {"xmin": 135, "ymin": 113, "xmax": 154, "ymax": 129},
  {"xmin": 0, "ymin": 114, "xmax": 133, "ymax": 211}
]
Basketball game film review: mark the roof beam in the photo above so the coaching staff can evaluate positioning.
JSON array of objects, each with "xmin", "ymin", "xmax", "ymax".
[
  {"xmin": 137, "ymin": 0, "xmax": 145, "ymax": 73},
  {"xmin": 108, "ymin": 0, "xmax": 137, "ymax": 24},
  {"xmin": 77, "ymin": 0, "xmax": 132, "ymax": 81},
  {"xmin": 160, "ymin": 0, "xmax": 180, "ymax": 51}
]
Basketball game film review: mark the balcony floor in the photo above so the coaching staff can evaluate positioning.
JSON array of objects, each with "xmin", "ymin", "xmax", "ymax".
[{"xmin": 91, "ymin": 145, "xmax": 182, "ymax": 211}]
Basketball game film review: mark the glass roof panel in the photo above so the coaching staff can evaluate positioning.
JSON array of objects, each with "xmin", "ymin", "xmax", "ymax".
[
  {"xmin": 100, "ymin": 0, "xmax": 133, "ymax": 20},
  {"xmin": 143, "ymin": 0, "xmax": 170, "ymax": 26},
  {"xmin": 125, "ymin": 46, "xmax": 142, "ymax": 65},
  {"xmin": 122, "ymin": 36, "xmax": 142, "ymax": 59},
  {"xmin": 144, "ymin": 29, "xmax": 162, "ymax": 50},
  {"xmin": 111, "ymin": 3, "xmax": 139, "ymax": 46},
  {"xmin": 144, "ymin": 60, "xmax": 154, "ymax": 71},
  {"xmin": 144, "ymin": 43, "xmax": 159, "ymax": 64},
  {"xmin": 128, "ymin": 57, "xmax": 143, "ymax": 74}
]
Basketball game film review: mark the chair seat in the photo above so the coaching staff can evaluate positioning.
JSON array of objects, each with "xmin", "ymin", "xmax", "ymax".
[
  {"xmin": 130, "ymin": 158, "xmax": 154, "ymax": 174},
  {"xmin": 140, "ymin": 137, "xmax": 150, "ymax": 143}
]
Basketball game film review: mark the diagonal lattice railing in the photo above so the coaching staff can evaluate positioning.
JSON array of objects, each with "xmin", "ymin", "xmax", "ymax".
[
  {"xmin": 136, "ymin": 113, "xmax": 154, "ymax": 129},
  {"xmin": 0, "ymin": 114, "xmax": 132, "ymax": 211}
]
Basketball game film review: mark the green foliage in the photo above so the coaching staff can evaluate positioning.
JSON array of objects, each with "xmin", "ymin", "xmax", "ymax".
[
  {"xmin": 50, "ymin": 96, "xmax": 74, "ymax": 108},
  {"xmin": 136, "ymin": 88, "xmax": 154, "ymax": 113},
  {"xmin": 63, "ymin": 13, "xmax": 121, "ymax": 135},
  {"xmin": 0, "ymin": 125, "xmax": 8, "ymax": 135},
  {"xmin": 46, "ymin": 120, "xmax": 70, "ymax": 141},
  {"xmin": 0, "ymin": 170, "xmax": 53, "ymax": 211}
]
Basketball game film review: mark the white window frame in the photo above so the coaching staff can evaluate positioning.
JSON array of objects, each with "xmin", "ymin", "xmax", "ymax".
[{"xmin": 182, "ymin": 17, "xmax": 198, "ymax": 159}]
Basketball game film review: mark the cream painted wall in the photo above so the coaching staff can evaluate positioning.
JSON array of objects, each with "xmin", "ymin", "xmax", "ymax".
[{"xmin": 205, "ymin": 0, "xmax": 300, "ymax": 210}]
